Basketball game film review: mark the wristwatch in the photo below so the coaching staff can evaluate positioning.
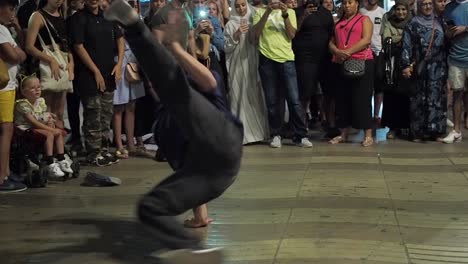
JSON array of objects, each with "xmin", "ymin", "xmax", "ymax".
[{"xmin": 282, "ymin": 12, "xmax": 289, "ymax": 19}]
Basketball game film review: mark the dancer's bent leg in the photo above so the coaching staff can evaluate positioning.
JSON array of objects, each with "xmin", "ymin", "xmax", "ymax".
[{"xmin": 114, "ymin": 15, "xmax": 242, "ymax": 249}]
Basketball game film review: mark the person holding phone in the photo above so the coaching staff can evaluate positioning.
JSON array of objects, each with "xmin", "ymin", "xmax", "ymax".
[
  {"xmin": 253, "ymin": 0, "xmax": 313, "ymax": 148},
  {"xmin": 224, "ymin": 0, "xmax": 269, "ymax": 145},
  {"xmin": 293, "ymin": 0, "xmax": 334, "ymax": 131},
  {"xmin": 441, "ymin": 0, "xmax": 467, "ymax": 143}
]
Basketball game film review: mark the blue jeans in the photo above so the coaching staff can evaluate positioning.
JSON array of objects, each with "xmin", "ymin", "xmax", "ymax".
[{"xmin": 258, "ymin": 54, "xmax": 307, "ymax": 140}]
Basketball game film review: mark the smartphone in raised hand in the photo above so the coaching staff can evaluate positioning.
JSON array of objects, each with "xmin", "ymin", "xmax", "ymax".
[{"xmin": 240, "ymin": 18, "xmax": 247, "ymax": 26}]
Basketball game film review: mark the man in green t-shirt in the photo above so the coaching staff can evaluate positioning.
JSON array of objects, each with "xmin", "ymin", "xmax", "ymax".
[{"xmin": 253, "ymin": 0, "xmax": 312, "ymax": 149}]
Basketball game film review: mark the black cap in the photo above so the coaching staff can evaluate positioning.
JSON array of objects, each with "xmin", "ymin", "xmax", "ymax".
[{"xmin": 305, "ymin": 0, "xmax": 320, "ymax": 7}]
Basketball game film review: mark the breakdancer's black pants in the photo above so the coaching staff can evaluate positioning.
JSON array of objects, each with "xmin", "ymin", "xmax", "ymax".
[{"xmin": 124, "ymin": 20, "xmax": 243, "ymax": 250}]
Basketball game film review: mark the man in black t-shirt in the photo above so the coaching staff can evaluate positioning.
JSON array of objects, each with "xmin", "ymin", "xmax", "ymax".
[
  {"xmin": 293, "ymin": 0, "xmax": 334, "ymax": 127},
  {"xmin": 69, "ymin": 0, "xmax": 124, "ymax": 166},
  {"xmin": 17, "ymin": 0, "xmax": 38, "ymax": 30}
]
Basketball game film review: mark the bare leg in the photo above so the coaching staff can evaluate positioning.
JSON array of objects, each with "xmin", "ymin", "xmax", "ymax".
[
  {"xmin": 124, "ymin": 101, "xmax": 136, "ymax": 150},
  {"xmin": 54, "ymin": 133, "xmax": 65, "ymax": 154},
  {"xmin": 35, "ymin": 129, "xmax": 55, "ymax": 156},
  {"xmin": 0, "ymin": 123, "xmax": 13, "ymax": 183},
  {"xmin": 464, "ymin": 91, "xmax": 468, "ymax": 129},
  {"xmin": 362, "ymin": 128, "xmax": 374, "ymax": 147},
  {"xmin": 184, "ymin": 204, "xmax": 213, "ymax": 228},
  {"xmin": 113, "ymin": 105, "xmax": 125, "ymax": 150},
  {"xmin": 453, "ymin": 91, "xmax": 463, "ymax": 133}
]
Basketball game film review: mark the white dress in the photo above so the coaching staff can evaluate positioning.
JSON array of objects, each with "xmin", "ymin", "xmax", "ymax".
[
  {"xmin": 113, "ymin": 42, "xmax": 145, "ymax": 105},
  {"xmin": 224, "ymin": 9, "xmax": 269, "ymax": 144}
]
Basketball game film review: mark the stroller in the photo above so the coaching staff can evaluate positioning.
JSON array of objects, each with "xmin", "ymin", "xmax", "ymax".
[{"xmin": 9, "ymin": 128, "xmax": 80, "ymax": 188}]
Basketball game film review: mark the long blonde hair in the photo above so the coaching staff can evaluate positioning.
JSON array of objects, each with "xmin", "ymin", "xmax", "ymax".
[{"xmin": 207, "ymin": 0, "xmax": 224, "ymax": 27}]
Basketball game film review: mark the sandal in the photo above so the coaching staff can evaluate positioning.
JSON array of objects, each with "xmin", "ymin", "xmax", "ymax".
[
  {"xmin": 329, "ymin": 135, "xmax": 347, "ymax": 144},
  {"xmin": 115, "ymin": 148, "xmax": 129, "ymax": 159},
  {"xmin": 129, "ymin": 146, "xmax": 155, "ymax": 158},
  {"xmin": 361, "ymin": 136, "xmax": 374, "ymax": 147}
]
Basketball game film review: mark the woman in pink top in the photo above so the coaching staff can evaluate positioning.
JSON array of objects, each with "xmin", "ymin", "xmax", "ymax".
[{"xmin": 328, "ymin": 0, "xmax": 375, "ymax": 147}]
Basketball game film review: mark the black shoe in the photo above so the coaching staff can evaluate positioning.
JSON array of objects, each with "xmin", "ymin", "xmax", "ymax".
[
  {"xmin": 87, "ymin": 153, "xmax": 112, "ymax": 167},
  {"xmin": 102, "ymin": 151, "xmax": 120, "ymax": 165},
  {"xmin": 83, "ymin": 172, "xmax": 122, "ymax": 187},
  {"xmin": 0, "ymin": 178, "xmax": 27, "ymax": 193},
  {"xmin": 70, "ymin": 141, "xmax": 83, "ymax": 152},
  {"xmin": 155, "ymin": 149, "xmax": 167, "ymax": 162},
  {"xmin": 103, "ymin": 0, "xmax": 139, "ymax": 25}
]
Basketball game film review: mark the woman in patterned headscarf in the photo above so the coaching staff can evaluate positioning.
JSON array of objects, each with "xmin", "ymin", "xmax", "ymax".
[
  {"xmin": 401, "ymin": 0, "xmax": 447, "ymax": 142},
  {"xmin": 380, "ymin": 0, "xmax": 412, "ymax": 139}
]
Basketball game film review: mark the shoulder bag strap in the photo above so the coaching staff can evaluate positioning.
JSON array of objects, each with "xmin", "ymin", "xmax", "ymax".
[
  {"xmin": 36, "ymin": 12, "xmax": 60, "ymax": 52},
  {"xmin": 39, "ymin": 10, "xmax": 61, "ymax": 38},
  {"xmin": 424, "ymin": 19, "xmax": 436, "ymax": 59},
  {"xmin": 344, "ymin": 14, "xmax": 364, "ymax": 47}
]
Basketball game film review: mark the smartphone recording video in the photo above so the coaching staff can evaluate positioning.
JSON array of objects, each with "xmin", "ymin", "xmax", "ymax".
[{"xmin": 446, "ymin": 20, "xmax": 455, "ymax": 27}]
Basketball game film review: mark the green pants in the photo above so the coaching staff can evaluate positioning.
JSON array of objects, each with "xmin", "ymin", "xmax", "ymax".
[{"xmin": 81, "ymin": 92, "xmax": 114, "ymax": 155}]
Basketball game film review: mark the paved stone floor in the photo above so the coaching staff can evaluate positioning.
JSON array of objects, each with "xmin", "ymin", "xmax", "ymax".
[{"xmin": 3, "ymin": 136, "xmax": 468, "ymax": 264}]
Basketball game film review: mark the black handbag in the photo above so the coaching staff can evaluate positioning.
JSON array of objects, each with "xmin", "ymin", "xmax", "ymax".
[
  {"xmin": 342, "ymin": 16, "xmax": 367, "ymax": 78},
  {"xmin": 343, "ymin": 59, "xmax": 366, "ymax": 78}
]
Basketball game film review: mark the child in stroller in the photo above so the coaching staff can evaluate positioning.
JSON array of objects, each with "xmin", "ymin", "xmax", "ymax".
[{"xmin": 14, "ymin": 75, "xmax": 74, "ymax": 178}]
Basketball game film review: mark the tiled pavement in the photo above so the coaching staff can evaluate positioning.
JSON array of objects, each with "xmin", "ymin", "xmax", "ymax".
[{"xmin": 2, "ymin": 138, "xmax": 468, "ymax": 264}]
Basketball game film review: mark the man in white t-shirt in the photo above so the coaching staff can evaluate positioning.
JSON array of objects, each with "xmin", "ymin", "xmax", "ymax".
[
  {"xmin": 360, "ymin": 0, "xmax": 386, "ymax": 127},
  {"xmin": 0, "ymin": 0, "xmax": 27, "ymax": 193}
]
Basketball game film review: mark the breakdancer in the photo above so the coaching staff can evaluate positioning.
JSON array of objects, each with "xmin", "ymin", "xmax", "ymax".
[{"xmin": 104, "ymin": 0, "xmax": 243, "ymax": 263}]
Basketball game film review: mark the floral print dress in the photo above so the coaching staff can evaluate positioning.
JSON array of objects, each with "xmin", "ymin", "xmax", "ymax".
[{"xmin": 401, "ymin": 18, "xmax": 447, "ymax": 138}]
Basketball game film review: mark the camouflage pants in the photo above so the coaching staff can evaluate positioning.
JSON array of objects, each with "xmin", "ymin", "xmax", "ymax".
[{"xmin": 81, "ymin": 92, "xmax": 114, "ymax": 155}]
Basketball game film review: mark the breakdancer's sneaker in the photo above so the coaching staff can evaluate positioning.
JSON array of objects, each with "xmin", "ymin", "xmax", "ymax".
[
  {"xmin": 103, "ymin": 0, "xmax": 140, "ymax": 26},
  {"xmin": 159, "ymin": 247, "xmax": 223, "ymax": 264}
]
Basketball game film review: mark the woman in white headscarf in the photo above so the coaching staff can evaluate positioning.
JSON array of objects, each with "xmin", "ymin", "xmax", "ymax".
[{"xmin": 224, "ymin": 0, "xmax": 269, "ymax": 144}]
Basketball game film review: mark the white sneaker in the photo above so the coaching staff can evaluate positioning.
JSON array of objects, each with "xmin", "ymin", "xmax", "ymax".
[
  {"xmin": 48, "ymin": 163, "xmax": 65, "ymax": 177},
  {"xmin": 159, "ymin": 247, "xmax": 223, "ymax": 264},
  {"xmin": 28, "ymin": 159, "xmax": 39, "ymax": 171},
  {"xmin": 270, "ymin": 136, "xmax": 282, "ymax": 148},
  {"xmin": 447, "ymin": 119, "xmax": 454, "ymax": 127},
  {"xmin": 58, "ymin": 160, "xmax": 74, "ymax": 174},
  {"xmin": 442, "ymin": 130, "xmax": 462, "ymax": 144},
  {"xmin": 298, "ymin": 137, "xmax": 313, "ymax": 148},
  {"xmin": 64, "ymin": 154, "xmax": 73, "ymax": 165}
]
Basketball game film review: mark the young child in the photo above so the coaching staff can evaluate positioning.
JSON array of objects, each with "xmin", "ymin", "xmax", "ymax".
[{"xmin": 14, "ymin": 75, "xmax": 73, "ymax": 178}]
